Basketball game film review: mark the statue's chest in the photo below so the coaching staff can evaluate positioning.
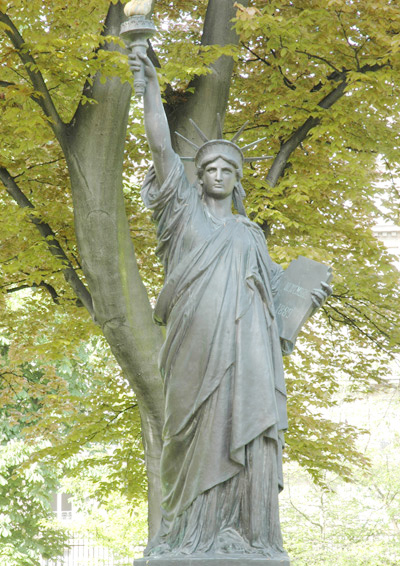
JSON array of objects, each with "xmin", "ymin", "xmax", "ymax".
[{"xmin": 183, "ymin": 205, "xmax": 248, "ymax": 244}]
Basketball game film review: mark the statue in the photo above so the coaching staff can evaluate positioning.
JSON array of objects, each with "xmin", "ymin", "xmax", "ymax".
[{"xmin": 127, "ymin": 45, "xmax": 331, "ymax": 566}]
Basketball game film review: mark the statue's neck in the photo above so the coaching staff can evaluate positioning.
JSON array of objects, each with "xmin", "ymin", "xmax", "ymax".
[{"xmin": 203, "ymin": 194, "xmax": 234, "ymax": 220}]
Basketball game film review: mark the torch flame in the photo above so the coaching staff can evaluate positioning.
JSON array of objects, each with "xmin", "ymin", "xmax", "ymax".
[{"xmin": 124, "ymin": 0, "xmax": 152, "ymax": 17}]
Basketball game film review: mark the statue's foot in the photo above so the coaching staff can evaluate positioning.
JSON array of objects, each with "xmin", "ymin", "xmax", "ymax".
[
  {"xmin": 215, "ymin": 527, "xmax": 252, "ymax": 555},
  {"xmin": 215, "ymin": 530, "xmax": 289, "ymax": 559},
  {"xmin": 144, "ymin": 541, "xmax": 171, "ymax": 556}
]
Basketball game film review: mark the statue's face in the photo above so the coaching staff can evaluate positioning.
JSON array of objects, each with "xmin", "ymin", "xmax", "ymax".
[{"xmin": 202, "ymin": 157, "xmax": 237, "ymax": 200}]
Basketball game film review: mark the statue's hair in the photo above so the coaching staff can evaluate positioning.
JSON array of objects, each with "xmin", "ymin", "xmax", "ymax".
[{"xmin": 197, "ymin": 154, "xmax": 242, "ymax": 178}]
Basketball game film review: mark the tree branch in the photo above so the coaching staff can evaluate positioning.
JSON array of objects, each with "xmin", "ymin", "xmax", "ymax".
[
  {"xmin": 0, "ymin": 10, "xmax": 67, "ymax": 146},
  {"xmin": 6, "ymin": 281, "xmax": 60, "ymax": 304},
  {"xmin": 344, "ymin": 300, "xmax": 391, "ymax": 340},
  {"xmin": 295, "ymin": 50, "xmax": 341, "ymax": 74},
  {"xmin": 13, "ymin": 158, "xmax": 63, "ymax": 180},
  {"xmin": 0, "ymin": 80, "xmax": 15, "ymax": 88},
  {"xmin": 266, "ymin": 62, "xmax": 386, "ymax": 187},
  {"xmin": 0, "ymin": 167, "xmax": 94, "ymax": 318},
  {"xmin": 326, "ymin": 303, "xmax": 390, "ymax": 354},
  {"xmin": 266, "ymin": 81, "xmax": 347, "ymax": 187},
  {"xmin": 243, "ymin": 42, "xmax": 299, "ymax": 90},
  {"xmin": 289, "ymin": 496, "xmax": 323, "ymax": 530},
  {"xmin": 242, "ymin": 43, "xmax": 272, "ymax": 67},
  {"xmin": 70, "ymin": 1, "xmax": 130, "ymax": 126},
  {"xmin": 270, "ymin": 47, "xmax": 297, "ymax": 90},
  {"xmin": 170, "ymin": 0, "xmax": 249, "ymax": 171}
]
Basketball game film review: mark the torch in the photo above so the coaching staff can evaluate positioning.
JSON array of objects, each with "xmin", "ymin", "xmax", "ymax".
[{"xmin": 120, "ymin": 1, "xmax": 156, "ymax": 98}]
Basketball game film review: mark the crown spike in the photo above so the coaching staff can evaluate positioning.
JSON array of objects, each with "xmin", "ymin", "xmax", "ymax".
[
  {"xmin": 231, "ymin": 120, "xmax": 250, "ymax": 143},
  {"xmin": 189, "ymin": 119, "xmax": 209, "ymax": 143},
  {"xmin": 244, "ymin": 155, "xmax": 274, "ymax": 162},
  {"xmin": 180, "ymin": 156, "xmax": 196, "ymax": 162},
  {"xmin": 175, "ymin": 131, "xmax": 200, "ymax": 151},
  {"xmin": 216, "ymin": 113, "xmax": 224, "ymax": 139},
  {"xmin": 241, "ymin": 136, "xmax": 268, "ymax": 152}
]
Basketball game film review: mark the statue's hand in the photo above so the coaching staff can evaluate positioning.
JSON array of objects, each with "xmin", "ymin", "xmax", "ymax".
[
  {"xmin": 311, "ymin": 281, "xmax": 332, "ymax": 310},
  {"xmin": 128, "ymin": 50, "xmax": 157, "ymax": 83}
]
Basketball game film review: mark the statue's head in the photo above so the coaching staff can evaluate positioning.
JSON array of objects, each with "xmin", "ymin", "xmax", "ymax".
[
  {"xmin": 196, "ymin": 149, "xmax": 246, "ymax": 215},
  {"xmin": 196, "ymin": 156, "xmax": 239, "ymax": 202},
  {"xmin": 195, "ymin": 140, "xmax": 244, "ymax": 180},
  {"xmin": 176, "ymin": 116, "xmax": 270, "ymax": 216}
]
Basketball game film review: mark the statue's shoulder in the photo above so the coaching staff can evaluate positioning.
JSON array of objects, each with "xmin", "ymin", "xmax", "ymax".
[{"xmin": 237, "ymin": 214, "xmax": 264, "ymax": 233}]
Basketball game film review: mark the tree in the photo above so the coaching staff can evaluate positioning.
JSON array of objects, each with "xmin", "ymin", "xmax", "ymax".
[
  {"xmin": 1, "ymin": 0, "xmax": 400, "ymax": 536},
  {"xmin": 280, "ymin": 383, "xmax": 400, "ymax": 566},
  {"xmin": 0, "ymin": 331, "xmax": 147, "ymax": 564},
  {"xmin": 0, "ymin": 437, "xmax": 67, "ymax": 565},
  {"xmin": 59, "ymin": 459, "xmax": 148, "ymax": 561}
]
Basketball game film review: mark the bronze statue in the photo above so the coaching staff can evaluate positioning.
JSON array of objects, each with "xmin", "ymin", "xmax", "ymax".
[{"xmin": 129, "ymin": 51, "xmax": 330, "ymax": 564}]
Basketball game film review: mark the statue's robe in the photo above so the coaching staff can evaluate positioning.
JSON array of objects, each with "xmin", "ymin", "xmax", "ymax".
[{"xmin": 142, "ymin": 155, "xmax": 288, "ymax": 555}]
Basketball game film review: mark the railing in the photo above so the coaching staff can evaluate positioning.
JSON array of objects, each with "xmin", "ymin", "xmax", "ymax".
[{"xmin": 40, "ymin": 533, "xmax": 134, "ymax": 566}]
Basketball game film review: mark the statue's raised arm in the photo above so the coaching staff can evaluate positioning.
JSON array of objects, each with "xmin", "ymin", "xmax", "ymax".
[{"xmin": 129, "ymin": 52, "xmax": 176, "ymax": 186}]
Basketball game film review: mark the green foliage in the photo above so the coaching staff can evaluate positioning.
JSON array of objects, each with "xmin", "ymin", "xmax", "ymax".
[
  {"xmin": 1, "ymin": 0, "xmax": 400, "ymax": 532},
  {"xmin": 59, "ymin": 469, "xmax": 148, "ymax": 558},
  {"xmin": 280, "ymin": 385, "xmax": 400, "ymax": 565},
  {"xmin": 0, "ymin": 328, "xmax": 146, "ymax": 502},
  {"xmin": 0, "ymin": 329, "xmax": 146, "ymax": 563},
  {"xmin": 283, "ymin": 314, "xmax": 391, "ymax": 483},
  {"xmin": 0, "ymin": 437, "xmax": 67, "ymax": 565}
]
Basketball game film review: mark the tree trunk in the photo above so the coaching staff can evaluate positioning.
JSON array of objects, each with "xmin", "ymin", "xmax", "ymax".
[
  {"xmin": 63, "ymin": 0, "xmax": 246, "ymax": 536},
  {"xmin": 170, "ymin": 0, "xmax": 248, "ymax": 179},
  {"xmin": 63, "ymin": 3, "xmax": 165, "ymax": 538}
]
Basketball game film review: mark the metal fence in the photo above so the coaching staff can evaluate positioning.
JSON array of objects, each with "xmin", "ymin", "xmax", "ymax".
[{"xmin": 41, "ymin": 533, "xmax": 134, "ymax": 566}]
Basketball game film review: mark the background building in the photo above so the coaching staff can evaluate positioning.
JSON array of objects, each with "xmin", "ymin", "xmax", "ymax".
[{"xmin": 373, "ymin": 223, "xmax": 400, "ymax": 268}]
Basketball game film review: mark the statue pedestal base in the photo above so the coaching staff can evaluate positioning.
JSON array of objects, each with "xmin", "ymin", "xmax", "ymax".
[{"xmin": 135, "ymin": 556, "xmax": 290, "ymax": 566}]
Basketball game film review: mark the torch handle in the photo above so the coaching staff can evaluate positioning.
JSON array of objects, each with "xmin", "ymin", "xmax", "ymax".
[{"xmin": 131, "ymin": 42, "xmax": 148, "ymax": 98}]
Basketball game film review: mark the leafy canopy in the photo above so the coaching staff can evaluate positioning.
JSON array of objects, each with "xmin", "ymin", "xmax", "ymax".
[{"xmin": 0, "ymin": 0, "xmax": 400, "ymax": 518}]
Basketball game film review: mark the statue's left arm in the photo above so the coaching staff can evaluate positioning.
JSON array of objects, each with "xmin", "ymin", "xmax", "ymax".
[
  {"xmin": 268, "ymin": 260, "xmax": 332, "ymax": 356},
  {"xmin": 310, "ymin": 281, "xmax": 332, "ymax": 313}
]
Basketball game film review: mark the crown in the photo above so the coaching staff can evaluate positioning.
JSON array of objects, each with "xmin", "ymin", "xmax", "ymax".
[{"xmin": 175, "ymin": 115, "xmax": 272, "ymax": 173}]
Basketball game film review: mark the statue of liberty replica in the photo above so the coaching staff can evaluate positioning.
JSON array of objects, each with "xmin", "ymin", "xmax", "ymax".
[{"xmin": 124, "ymin": 3, "xmax": 331, "ymax": 564}]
